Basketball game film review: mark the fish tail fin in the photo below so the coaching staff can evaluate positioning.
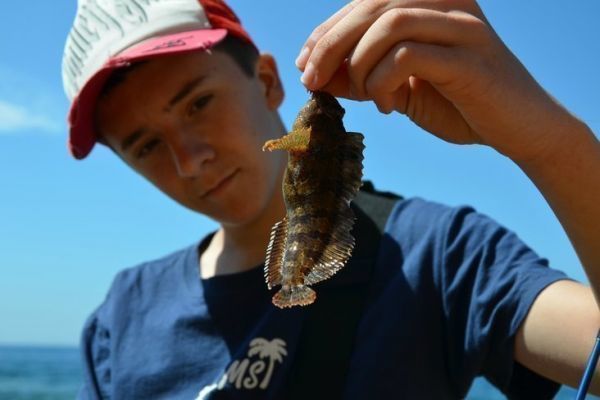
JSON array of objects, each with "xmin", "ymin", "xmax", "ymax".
[{"xmin": 272, "ymin": 285, "xmax": 316, "ymax": 308}]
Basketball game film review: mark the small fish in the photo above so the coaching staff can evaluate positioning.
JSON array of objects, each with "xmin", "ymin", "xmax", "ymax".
[{"xmin": 262, "ymin": 91, "xmax": 364, "ymax": 308}]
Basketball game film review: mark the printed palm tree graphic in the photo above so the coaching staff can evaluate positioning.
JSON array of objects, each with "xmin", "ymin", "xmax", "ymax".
[{"xmin": 248, "ymin": 338, "xmax": 288, "ymax": 389}]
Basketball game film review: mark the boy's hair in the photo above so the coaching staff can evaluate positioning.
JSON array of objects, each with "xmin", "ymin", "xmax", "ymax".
[
  {"xmin": 99, "ymin": 35, "xmax": 259, "ymax": 101},
  {"xmin": 215, "ymin": 34, "xmax": 260, "ymax": 77}
]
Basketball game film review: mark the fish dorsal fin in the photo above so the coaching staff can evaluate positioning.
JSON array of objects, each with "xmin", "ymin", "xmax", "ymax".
[
  {"xmin": 304, "ymin": 132, "xmax": 364, "ymax": 286},
  {"xmin": 339, "ymin": 131, "xmax": 365, "ymax": 201},
  {"xmin": 304, "ymin": 204, "xmax": 357, "ymax": 286},
  {"xmin": 264, "ymin": 217, "xmax": 288, "ymax": 289}
]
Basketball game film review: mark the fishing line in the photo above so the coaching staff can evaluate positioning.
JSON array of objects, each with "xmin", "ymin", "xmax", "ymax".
[{"xmin": 575, "ymin": 329, "xmax": 600, "ymax": 399}]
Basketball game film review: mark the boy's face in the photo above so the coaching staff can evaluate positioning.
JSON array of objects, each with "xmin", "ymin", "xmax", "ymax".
[{"xmin": 95, "ymin": 49, "xmax": 287, "ymax": 226}]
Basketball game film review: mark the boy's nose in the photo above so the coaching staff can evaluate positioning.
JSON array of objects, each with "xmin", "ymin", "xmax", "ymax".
[{"xmin": 168, "ymin": 133, "xmax": 215, "ymax": 178}]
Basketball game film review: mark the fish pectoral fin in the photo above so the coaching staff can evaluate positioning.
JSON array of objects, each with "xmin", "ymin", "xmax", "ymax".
[
  {"xmin": 262, "ymin": 127, "xmax": 311, "ymax": 152},
  {"xmin": 304, "ymin": 207, "xmax": 357, "ymax": 286},
  {"xmin": 264, "ymin": 217, "xmax": 288, "ymax": 289},
  {"xmin": 303, "ymin": 130, "xmax": 363, "ymax": 287}
]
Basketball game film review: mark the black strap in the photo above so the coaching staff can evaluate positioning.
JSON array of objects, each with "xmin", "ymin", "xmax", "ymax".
[{"xmin": 284, "ymin": 181, "xmax": 401, "ymax": 399}]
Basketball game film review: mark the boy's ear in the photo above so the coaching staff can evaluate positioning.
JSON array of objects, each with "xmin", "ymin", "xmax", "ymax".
[{"xmin": 256, "ymin": 53, "xmax": 284, "ymax": 110}]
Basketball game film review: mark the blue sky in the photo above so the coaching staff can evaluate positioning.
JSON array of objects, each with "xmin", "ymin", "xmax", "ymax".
[{"xmin": 0, "ymin": 1, "xmax": 598, "ymax": 347}]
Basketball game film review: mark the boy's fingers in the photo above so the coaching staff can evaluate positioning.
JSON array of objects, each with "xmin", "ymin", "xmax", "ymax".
[
  {"xmin": 296, "ymin": 0, "xmax": 365, "ymax": 70},
  {"xmin": 301, "ymin": 1, "xmax": 487, "ymax": 93},
  {"xmin": 366, "ymin": 41, "xmax": 463, "ymax": 100},
  {"xmin": 317, "ymin": 62, "xmax": 358, "ymax": 100},
  {"xmin": 299, "ymin": 0, "xmax": 392, "ymax": 90},
  {"xmin": 347, "ymin": 8, "xmax": 487, "ymax": 98}
]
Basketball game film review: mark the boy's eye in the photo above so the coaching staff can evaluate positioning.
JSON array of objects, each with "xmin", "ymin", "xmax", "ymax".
[
  {"xmin": 188, "ymin": 94, "xmax": 213, "ymax": 115},
  {"xmin": 136, "ymin": 139, "xmax": 160, "ymax": 159}
]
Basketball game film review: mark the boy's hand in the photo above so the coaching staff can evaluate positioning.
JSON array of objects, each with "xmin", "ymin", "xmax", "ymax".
[{"xmin": 296, "ymin": 0, "xmax": 580, "ymax": 164}]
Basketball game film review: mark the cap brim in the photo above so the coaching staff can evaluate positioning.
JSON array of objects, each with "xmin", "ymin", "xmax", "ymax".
[{"xmin": 67, "ymin": 29, "xmax": 228, "ymax": 160}]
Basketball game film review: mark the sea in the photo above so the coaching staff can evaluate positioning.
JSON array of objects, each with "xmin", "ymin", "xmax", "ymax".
[{"xmin": 0, "ymin": 345, "xmax": 596, "ymax": 400}]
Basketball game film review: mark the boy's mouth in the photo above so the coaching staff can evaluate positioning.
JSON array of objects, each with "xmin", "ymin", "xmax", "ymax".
[{"xmin": 201, "ymin": 169, "xmax": 239, "ymax": 198}]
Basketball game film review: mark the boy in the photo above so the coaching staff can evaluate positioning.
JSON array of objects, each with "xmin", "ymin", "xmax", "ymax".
[{"xmin": 63, "ymin": 0, "xmax": 600, "ymax": 398}]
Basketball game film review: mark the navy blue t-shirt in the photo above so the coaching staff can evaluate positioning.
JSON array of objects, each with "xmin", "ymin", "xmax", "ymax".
[{"xmin": 77, "ymin": 197, "xmax": 569, "ymax": 399}]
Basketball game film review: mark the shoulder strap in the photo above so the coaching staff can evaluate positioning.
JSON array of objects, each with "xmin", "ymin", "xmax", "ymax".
[
  {"xmin": 354, "ymin": 180, "xmax": 403, "ymax": 232},
  {"xmin": 283, "ymin": 181, "xmax": 401, "ymax": 398}
]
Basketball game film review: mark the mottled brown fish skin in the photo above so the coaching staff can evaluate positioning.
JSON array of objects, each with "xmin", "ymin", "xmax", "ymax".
[
  {"xmin": 281, "ymin": 93, "xmax": 350, "ymax": 283},
  {"xmin": 263, "ymin": 91, "xmax": 364, "ymax": 308}
]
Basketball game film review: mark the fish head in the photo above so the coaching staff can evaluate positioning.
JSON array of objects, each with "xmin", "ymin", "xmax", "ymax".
[{"xmin": 293, "ymin": 91, "xmax": 345, "ymax": 131}]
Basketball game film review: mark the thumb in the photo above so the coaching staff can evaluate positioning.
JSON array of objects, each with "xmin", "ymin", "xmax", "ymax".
[{"xmin": 305, "ymin": 61, "xmax": 364, "ymax": 101}]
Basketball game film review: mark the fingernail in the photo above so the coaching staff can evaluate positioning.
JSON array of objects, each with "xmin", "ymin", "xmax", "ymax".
[
  {"xmin": 300, "ymin": 62, "xmax": 317, "ymax": 88},
  {"xmin": 295, "ymin": 46, "xmax": 310, "ymax": 69}
]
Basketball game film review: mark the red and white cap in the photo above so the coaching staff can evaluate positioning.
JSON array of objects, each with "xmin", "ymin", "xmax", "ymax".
[{"xmin": 62, "ymin": 0, "xmax": 254, "ymax": 159}]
